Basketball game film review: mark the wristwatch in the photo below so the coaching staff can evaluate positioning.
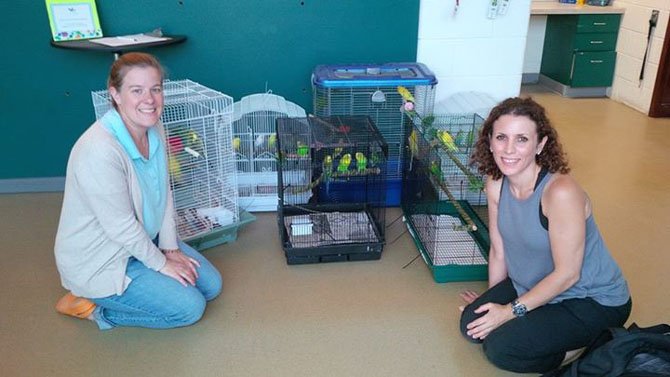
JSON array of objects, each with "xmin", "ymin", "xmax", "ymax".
[{"xmin": 511, "ymin": 299, "xmax": 527, "ymax": 317}]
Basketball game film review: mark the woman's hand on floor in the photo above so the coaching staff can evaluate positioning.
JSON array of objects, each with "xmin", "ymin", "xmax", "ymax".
[
  {"xmin": 459, "ymin": 290, "xmax": 480, "ymax": 312},
  {"xmin": 159, "ymin": 250, "xmax": 200, "ymax": 286}
]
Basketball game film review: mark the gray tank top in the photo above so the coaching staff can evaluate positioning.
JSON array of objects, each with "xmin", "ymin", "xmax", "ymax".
[{"xmin": 498, "ymin": 172, "xmax": 630, "ymax": 306}]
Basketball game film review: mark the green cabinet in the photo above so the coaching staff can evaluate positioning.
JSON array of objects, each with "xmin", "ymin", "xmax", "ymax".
[{"xmin": 541, "ymin": 14, "xmax": 621, "ymax": 89}]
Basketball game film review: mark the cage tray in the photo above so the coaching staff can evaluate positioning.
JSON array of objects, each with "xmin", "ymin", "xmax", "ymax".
[
  {"xmin": 280, "ymin": 209, "xmax": 385, "ymax": 265},
  {"xmin": 185, "ymin": 210, "xmax": 256, "ymax": 251},
  {"xmin": 403, "ymin": 200, "xmax": 489, "ymax": 283}
]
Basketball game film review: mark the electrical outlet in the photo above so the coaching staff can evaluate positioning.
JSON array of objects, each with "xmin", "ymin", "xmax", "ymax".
[{"xmin": 651, "ymin": 10, "xmax": 660, "ymax": 27}]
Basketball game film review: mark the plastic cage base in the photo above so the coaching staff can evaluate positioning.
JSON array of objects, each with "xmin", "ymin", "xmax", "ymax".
[{"xmin": 185, "ymin": 211, "xmax": 256, "ymax": 251}]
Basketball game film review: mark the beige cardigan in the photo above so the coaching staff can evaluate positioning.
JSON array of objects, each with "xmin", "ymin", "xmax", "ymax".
[{"xmin": 55, "ymin": 121, "xmax": 178, "ymax": 298}]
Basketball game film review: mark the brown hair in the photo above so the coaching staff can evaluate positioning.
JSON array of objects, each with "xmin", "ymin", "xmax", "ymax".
[
  {"xmin": 470, "ymin": 97, "xmax": 570, "ymax": 180},
  {"xmin": 107, "ymin": 52, "xmax": 165, "ymax": 109}
]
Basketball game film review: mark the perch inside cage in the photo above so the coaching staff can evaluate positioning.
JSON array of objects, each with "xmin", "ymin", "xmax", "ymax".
[
  {"xmin": 232, "ymin": 93, "xmax": 306, "ymax": 212},
  {"xmin": 276, "ymin": 115, "xmax": 388, "ymax": 264}
]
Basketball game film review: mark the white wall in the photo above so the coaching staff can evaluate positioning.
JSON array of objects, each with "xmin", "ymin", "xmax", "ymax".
[
  {"xmin": 610, "ymin": 0, "xmax": 669, "ymax": 114},
  {"xmin": 417, "ymin": 0, "xmax": 532, "ymax": 113}
]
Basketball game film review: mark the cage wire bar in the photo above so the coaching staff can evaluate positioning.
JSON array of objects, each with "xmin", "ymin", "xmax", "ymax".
[
  {"xmin": 276, "ymin": 115, "xmax": 388, "ymax": 264},
  {"xmin": 401, "ymin": 113, "xmax": 490, "ymax": 282},
  {"xmin": 312, "ymin": 63, "xmax": 437, "ymax": 206},
  {"xmin": 91, "ymin": 80, "xmax": 249, "ymax": 250},
  {"xmin": 232, "ymin": 93, "xmax": 306, "ymax": 212}
]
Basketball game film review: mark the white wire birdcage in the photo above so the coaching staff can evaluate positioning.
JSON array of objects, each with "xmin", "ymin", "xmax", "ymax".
[
  {"xmin": 312, "ymin": 63, "xmax": 437, "ymax": 206},
  {"xmin": 91, "ymin": 80, "xmax": 239, "ymax": 246},
  {"xmin": 232, "ymin": 93, "xmax": 306, "ymax": 212}
]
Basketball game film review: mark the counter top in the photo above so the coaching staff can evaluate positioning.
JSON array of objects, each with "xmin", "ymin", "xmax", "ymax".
[{"xmin": 531, "ymin": 3, "xmax": 625, "ymax": 15}]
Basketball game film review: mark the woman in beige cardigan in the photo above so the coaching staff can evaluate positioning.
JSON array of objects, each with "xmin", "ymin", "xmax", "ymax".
[{"xmin": 54, "ymin": 53, "xmax": 222, "ymax": 329}]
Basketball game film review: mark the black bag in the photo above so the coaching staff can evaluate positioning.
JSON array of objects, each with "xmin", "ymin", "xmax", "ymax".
[{"xmin": 542, "ymin": 323, "xmax": 670, "ymax": 377}]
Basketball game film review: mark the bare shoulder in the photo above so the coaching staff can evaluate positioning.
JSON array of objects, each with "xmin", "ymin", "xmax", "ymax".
[
  {"xmin": 543, "ymin": 173, "xmax": 589, "ymax": 215},
  {"xmin": 485, "ymin": 175, "xmax": 503, "ymax": 205}
]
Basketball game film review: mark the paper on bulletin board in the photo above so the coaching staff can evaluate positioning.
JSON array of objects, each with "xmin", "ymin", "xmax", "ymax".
[{"xmin": 45, "ymin": 0, "xmax": 103, "ymax": 41}]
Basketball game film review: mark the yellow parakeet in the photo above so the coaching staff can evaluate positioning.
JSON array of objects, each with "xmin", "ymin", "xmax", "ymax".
[
  {"xmin": 397, "ymin": 86, "xmax": 415, "ymax": 103},
  {"xmin": 437, "ymin": 130, "xmax": 458, "ymax": 152},
  {"xmin": 268, "ymin": 133, "xmax": 277, "ymax": 151},
  {"xmin": 168, "ymin": 155, "xmax": 182, "ymax": 183},
  {"xmin": 408, "ymin": 129, "xmax": 419, "ymax": 170},
  {"xmin": 232, "ymin": 136, "xmax": 241, "ymax": 152}
]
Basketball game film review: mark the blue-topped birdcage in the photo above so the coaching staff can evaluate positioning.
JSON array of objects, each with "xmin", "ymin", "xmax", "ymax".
[{"xmin": 312, "ymin": 62, "xmax": 437, "ymax": 206}]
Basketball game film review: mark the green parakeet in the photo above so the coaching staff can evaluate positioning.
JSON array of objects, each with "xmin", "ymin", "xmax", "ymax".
[
  {"xmin": 297, "ymin": 141, "xmax": 309, "ymax": 157},
  {"xmin": 455, "ymin": 130, "xmax": 466, "ymax": 146},
  {"xmin": 337, "ymin": 153, "xmax": 351, "ymax": 172},
  {"xmin": 429, "ymin": 160, "xmax": 443, "ymax": 183},
  {"xmin": 232, "ymin": 136, "xmax": 241, "ymax": 152},
  {"xmin": 355, "ymin": 152, "xmax": 367, "ymax": 171},
  {"xmin": 322, "ymin": 154, "xmax": 333, "ymax": 181},
  {"xmin": 268, "ymin": 133, "xmax": 277, "ymax": 152}
]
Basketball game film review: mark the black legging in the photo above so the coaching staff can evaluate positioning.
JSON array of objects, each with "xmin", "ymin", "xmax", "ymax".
[{"xmin": 459, "ymin": 278, "xmax": 632, "ymax": 373}]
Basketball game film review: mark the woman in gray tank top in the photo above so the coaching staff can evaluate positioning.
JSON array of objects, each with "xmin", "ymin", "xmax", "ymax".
[{"xmin": 458, "ymin": 97, "xmax": 631, "ymax": 373}]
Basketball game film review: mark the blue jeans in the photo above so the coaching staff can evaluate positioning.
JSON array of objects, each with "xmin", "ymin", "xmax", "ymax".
[{"xmin": 91, "ymin": 240, "xmax": 222, "ymax": 330}]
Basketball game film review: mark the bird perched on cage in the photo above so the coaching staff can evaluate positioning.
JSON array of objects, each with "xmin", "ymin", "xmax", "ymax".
[
  {"xmin": 323, "ymin": 154, "xmax": 333, "ymax": 181},
  {"xmin": 436, "ymin": 129, "xmax": 459, "ymax": 152},
  {"xmin": 355, "ymin": 152, "xmax": 367, "ymax": 172},
  {"xmin": 183, "ymin": 129, "xmax": 205, "ymax": 158},
  {"xmin": 268, "ymin": 133, "xmax": 277, "ymax": 152},
  {"xmin": 232, "ymin": 136, "xmax": 241, "ymax": 152},
  {"xmin": 297, "ymin": 141, "xmax": 309, "ymax": 157},
  {"xmin": 168, "ymin": 155, "xmax": 182, "ymax": 183},
  {"xmin": 337, "ymin": 153, "xmax": 352, "ymax": 172},
  {"xmin": 429, "ymin": 160, "xmax": 443, "ymax": 183},
  {"xmin": 408, "ymin": 128, "xmax": 419, "ymax": 171}
]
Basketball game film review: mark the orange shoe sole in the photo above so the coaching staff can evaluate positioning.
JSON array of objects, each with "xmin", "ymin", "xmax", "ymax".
[{"xmin": 55, "ymin": 293, "xmax": 96, "ymax": 319}]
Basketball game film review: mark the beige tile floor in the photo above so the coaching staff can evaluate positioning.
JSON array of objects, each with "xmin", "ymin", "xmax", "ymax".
[{"xmin": 1, "ymin": 86, "xmax": 669, "ymax": 377}]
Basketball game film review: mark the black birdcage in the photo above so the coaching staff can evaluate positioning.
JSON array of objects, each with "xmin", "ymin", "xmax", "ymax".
[
  {"xmin": 276, "ymin": 115, "xmax": 388, "ymax": 264},
  {"xmin": 401, "ymin": 113, "xmax": 490, "ymax": 282}
]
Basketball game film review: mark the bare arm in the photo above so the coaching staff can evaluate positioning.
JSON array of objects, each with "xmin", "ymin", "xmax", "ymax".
[{"xmin": 486, "ymin": 176, "xmax": 508, "ymax": 288}]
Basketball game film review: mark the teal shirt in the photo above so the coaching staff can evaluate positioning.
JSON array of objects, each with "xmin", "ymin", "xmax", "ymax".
[{"xmin": 100, "ymin": 109, "xmax": 167, "ymax": 240}]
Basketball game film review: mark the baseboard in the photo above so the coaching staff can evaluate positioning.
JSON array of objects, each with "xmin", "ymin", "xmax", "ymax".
[
  {"xmin": 0, "ymin": 177, "xmax": 65, "ymax": 193},
  {"xmin": 522, "ymin": 73, "xmax": 540, "ymax": 84}
]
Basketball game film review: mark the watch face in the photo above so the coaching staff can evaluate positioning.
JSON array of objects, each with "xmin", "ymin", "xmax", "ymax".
[{"xmin": 512, "ymin": 300, "xmax": 527, "ymax": 317}]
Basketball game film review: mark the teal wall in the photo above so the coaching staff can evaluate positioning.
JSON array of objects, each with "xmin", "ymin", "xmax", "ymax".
[{"xmin": 0, "ymin": 1, "xmax": 419, "ymax": 180}]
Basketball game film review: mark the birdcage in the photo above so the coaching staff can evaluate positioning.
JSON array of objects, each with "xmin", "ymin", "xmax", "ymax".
[
  {"xmin": 91, "ymin": 79, "xmax": 253, "ymax": 250},
  {"xmin": 312, "ymin": 63, "xmax": 437, "ymax": 206},
  {"xmin": 401, "ymin": 114, "xmax": 489, "ymax": 283},
  {"xmin": 276, "ymin": 115, "xmax": 387, "ymax": 264},
  {"xmin": 232, "ymin": 93, "xmax": 306, "ymax": 212}
]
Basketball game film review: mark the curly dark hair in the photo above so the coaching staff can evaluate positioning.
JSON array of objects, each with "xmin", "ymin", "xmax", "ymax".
[{"xmin": 470, "ymin": 97, "xmax": 570, "ymax": 180}]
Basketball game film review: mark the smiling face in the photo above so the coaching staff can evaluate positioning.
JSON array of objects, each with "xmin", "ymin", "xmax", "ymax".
[
  {"xmin": 109, "ymin": 66, "xmax": 163, "ymax": 135},
  {"xmin": 490, "ymin": 114, "xmax": 548, "ymax": 178}
]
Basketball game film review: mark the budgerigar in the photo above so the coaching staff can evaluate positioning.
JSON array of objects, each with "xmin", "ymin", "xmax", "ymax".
[
  {"xmin": 429, "ymin": 160, "xmax": 443, "ymax": 183},
  {"xmin": 168, "ymin": 155, "xmax": 182, "ymax": 183},
  {"xmin": 437, "ymin": 130, "xmax": 458, "ymax": 152},
  {"xmin": 397, "ymin": 86, "xmax": 415, "ymax": 103},
  {"xmin": 268, "ymin": 133, "xmax": 277, "ymax": 152},
  {"xmin": 322, "ymin": 154, "xmax": 333, "ymax": 181},
  {"xmin": 355, "ymin": 152, "xmax": 367, "ymax": 171},
  {"xmin": 232, "ymin": 136, "xmax": 241, "ymax": 152},
  {"xmin": 297, "ymin": 141, "xmax": 309, "ymax": 157},
  {"xmin": 337, "ymin": 153, "xmax": 351, "ymax": 172},
  {"xmin": 184, "ymin": 130, "xmax": 205, "ymax": 158},
  {"xmin": 455, "ymin": 130, "xmax": 466, "ymax": 147},
  {"xmin": 408, "ymin": 129, "xmax": 419, "ymax": 170}
]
